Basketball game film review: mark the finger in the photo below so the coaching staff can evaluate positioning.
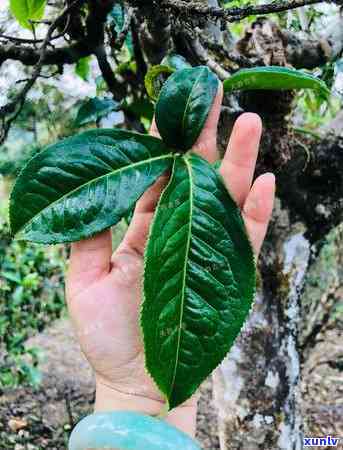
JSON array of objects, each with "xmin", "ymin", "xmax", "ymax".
[
  {"xmin": 68, "ymin": 230, "xmax": 112, "ymax": 293},
  {"xmin": 118, "ymin": 211, "xmax": 153, "ymax": 258},
  {"xmin": 118, "ymin": 120, "xmax": 169, "ymax": 257},
  {"xmin": 135, "ymin": 174, "xmax": 169, "ymax": 214},
  {"xmin": 125, "ymin": 84, "xmax": 223, "ymax": 254},
  {"xmin": 220, "ymin": 113, "xmax": 262, "ymax": 207},
  {"xmin": 120, "ymin": 175, "xmax": 170, "ymax": 257},
  {"xmin": 242, "ymin": 173, "xmax": 275, "ymax": 256},
  {"xmin": 192, "ymin": 83, "xmax": 223, "ymax": 163}
]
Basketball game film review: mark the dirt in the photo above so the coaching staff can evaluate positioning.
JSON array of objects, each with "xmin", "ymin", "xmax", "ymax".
[
  {"xmin": 1, "ymin": 315, "xmax": 341, "ymax": 449},
  {"xmin": 302, "ymin": 328, "xmax": 343, "ymax": 440},
  {"xmin": 0, "ymin": 319, "xmax": 219, "ymax": 450}
]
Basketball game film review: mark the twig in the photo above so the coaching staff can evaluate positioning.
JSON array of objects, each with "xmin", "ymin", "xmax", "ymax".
[
  {"xmin": 95, "ymin": 46, "xmax": 125, "ymax": 101},
  {"xmin": 0, "ymin": 34, "xmax": 46, "ymax": 44},
  {"xmin": 0, "ymin": 20, "xmax": 72, "ymax": 46},
  {"xmin": 15, "ymin": 69, "xmax": 61, "ymax": 83},
  {"xmin": 0, "ymin": 42, "xmax": 91, "ymax": 67},
  {"xmin": 190, "ymin": 38, "xmax": 230, "ymax": 79},
  {"xmin": 198, "ymin": 32, "xmax": 256, "ymax": 68}
]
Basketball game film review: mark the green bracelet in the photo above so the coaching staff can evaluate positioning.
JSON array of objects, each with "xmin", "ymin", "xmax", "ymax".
[{"xmin": 68, "ymin": 411, "xmax": 202, "ymax": 450}]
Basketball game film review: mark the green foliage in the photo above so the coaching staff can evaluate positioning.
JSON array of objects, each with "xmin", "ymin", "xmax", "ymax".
[
  {"xmin": 0, "ymin": 145, "xmax": 40, "ymax": 178},
  {"xmin": 225, "ymin": 0, "xmax": 260, "ymax": 35},
  {"xmin": 145, "ymin": 55, "xmax": 191, "ymax": 101},
  {"xmin": 7, "ymin": 63, "xmax": 335, "ymax": 408},
  {"xmin": 0, "ymin": 206, "xmax": 65, "ymax": 387},
  {"xmin": 142, "ymin": 154, "xmax": 255, "ymax": 409},
  {"xmin": 74, "ymin": 97, "xmax": 121, "ymax": 127},
  {"xmin": 124, "ymin": 98, "xmax": 154, "ymax": 122},
  {"xmin": 224, "ymin": 66, "xmax": 331, "ymax": 99},
  {"xmin": 75, "ymin": 57, "xmax": 92, "ymax": 81},
  {"xmin": 9, "ymin": 66, "xmax": 256, "ymax": 410},
  {"xmin": 297, "ymin": 89, "xmax": 341, "ymax": 130},
  {"xmin": 10, "ymin": 64, "xmax": 332, "ymax": 408},
  {"xmin": 5, "ymin": 86, "xmax": 81, "ymax": 148},
  {"xmin": 10, "ymin": 0, "xmax": 46, "ymax": 29},
  {"xmin": 10, "ymin": 129, "xmax": 174, "ymax": 244},
  {"xmin": 145, "ymin": 66, "xmax": 175, "ymax": 101},
  {"xmin": 9, "ymin": 67, "xmax": 255, "ymax": 408},
  {"xmin": 155, "ymin": 66, "xmax": 219, "ymax": 151}
]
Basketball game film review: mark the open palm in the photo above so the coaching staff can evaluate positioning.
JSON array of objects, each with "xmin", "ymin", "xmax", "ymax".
[{"xmin": 66, "ymin": 86, "xmax": 275, "ymax": 420}]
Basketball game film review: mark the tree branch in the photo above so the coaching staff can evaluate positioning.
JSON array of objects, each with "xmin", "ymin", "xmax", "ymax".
[
  {"xmin": 189, "ymin": 38, "xmax": 230, "ymax": 79},
  {"xmin": 0, "ymin": 0, "xmax": 87, "ymax": 143},
  {"xmin": 0, "ymin": 42, "xmax": 91, "ymax": 67},
  {"xmin": 94, "ymin": 46, "xmax": 125, "ymax": 100},
  {"xmin": 160, "ymin": 0, "xmax": 329, "ymax": 22}
]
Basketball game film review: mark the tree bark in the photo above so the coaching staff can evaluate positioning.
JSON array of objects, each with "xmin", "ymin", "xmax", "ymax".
[
  {"xmin": 211, "ymin": 131, "xmax": 343, "ymax": 450},
  {"xmin": 213, "ymin": 199, "xmax": 310, "ymax": 450}
]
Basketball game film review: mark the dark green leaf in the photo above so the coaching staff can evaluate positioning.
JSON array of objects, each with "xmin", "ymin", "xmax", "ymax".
[
  {"xmin": 125, "ymin": 98, "xmax": 154, "ymax": 122},
  {"xmin": 9, "ymin": 129, "xmax": 174, "ymax": 244},
  {"xmin": 142, "ymin": 153, "xmax": 255, "ymax": 409},
  {"xmin": 224, "ymin": 66, "xmax": 331, "ymax": 98},
  {"xmin": 75, "ymin": 57, "xmax": 91, "ymax": 81},
  {"xmin": 74, "ymin": 97, "xmax": 121, "ymax": 127},
  {"xmin": 155, "ymin": 66, "xmax": 219, "ymax": 151},
  {"xmin": 10, "ymin": 0, "xmax": 46, "ymax": 29}
]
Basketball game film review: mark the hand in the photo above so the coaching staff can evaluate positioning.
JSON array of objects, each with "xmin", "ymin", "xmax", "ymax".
[{"xmin": 66, "ymin": 85, "xmax": 275, "ymax": 437}]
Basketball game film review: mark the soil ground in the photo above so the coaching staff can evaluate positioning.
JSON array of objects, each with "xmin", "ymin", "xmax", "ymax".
[
  {"xmin": 1, "ymin": 318, "xmax": 341, "ymax": 450},
  {"xmin": 0, "ymin": 319, "xmax": 220, "ymax": 450}
]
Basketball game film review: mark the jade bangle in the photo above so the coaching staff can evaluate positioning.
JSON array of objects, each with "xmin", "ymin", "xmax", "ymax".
[{"xmin": 68, "ymin": 411, "xmax": 202, "ymax": 450}]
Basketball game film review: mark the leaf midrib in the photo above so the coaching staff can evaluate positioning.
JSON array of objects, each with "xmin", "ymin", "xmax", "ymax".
[
  {"xmin": 181, "ymin": 69, "xmax": 203, "ymax": 139},
  {"xmin": 168, "ymin": 156, "xmax": 193, "ymax": 399},
  {"xmin": 14, "ymin": 153, "xmax": 173, "ymax": 235}
]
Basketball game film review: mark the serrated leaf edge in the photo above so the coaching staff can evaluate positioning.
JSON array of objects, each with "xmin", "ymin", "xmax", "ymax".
[{"xmin": 141, "ymin": 154, "xmax": 178, "ymax": 411}]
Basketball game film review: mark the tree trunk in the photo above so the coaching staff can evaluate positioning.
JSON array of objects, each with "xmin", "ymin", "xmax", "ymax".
[
  {"xmin": 213, "ymin": 200, "xmax": 310, "ymax": 450},
  {"xmin": 211, "ymin": 128, "xmax": 343, "ymax": 449}
]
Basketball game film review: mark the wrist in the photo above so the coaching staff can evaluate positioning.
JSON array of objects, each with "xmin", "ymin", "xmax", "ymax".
[{"xmin": 95, "ymin": 380, "xmax": 198, "ymax": 437}]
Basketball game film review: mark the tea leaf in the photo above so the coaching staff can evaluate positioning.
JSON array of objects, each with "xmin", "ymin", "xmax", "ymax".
[
  {"xmin": 142, "ymin": 153, "xmax": 255, "ymax": 409},
  {"xmin": 74, "ymin": 97, "xmax": 121, "ymax": 127},
  {"xmin": 10, "ymin": 129, "xmax": 174, "ymax": 244},
  {"xmin": 224, "ymin": 66, "xmax": 330, "ymax": 98},
  {"xmin": 155, "ymin": 66, "xmax": 219, "ymax": 151}
]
